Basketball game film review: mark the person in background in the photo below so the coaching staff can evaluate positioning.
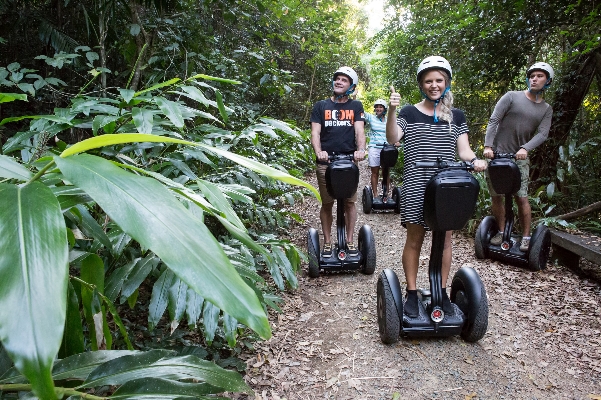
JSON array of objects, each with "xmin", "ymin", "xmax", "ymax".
[
  {"xmin": 365, "ymin": 99, "xmax": 400, "ymax": 201},
  {"xmin": 483, "ymin": 62, "xmax": 554, "ymax": 252},
  {"xmin": 386, "ymin": 56, "xmax": 486, "ymax": 317},
  {"xmin": 310, "ymin": 66, "xmax": 366, "ymax": 258}
]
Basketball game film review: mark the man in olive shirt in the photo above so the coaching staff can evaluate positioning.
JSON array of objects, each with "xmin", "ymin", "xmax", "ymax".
[{"xmin": 483, "ymin": 62, "xmax": 554, "ymax": 252}]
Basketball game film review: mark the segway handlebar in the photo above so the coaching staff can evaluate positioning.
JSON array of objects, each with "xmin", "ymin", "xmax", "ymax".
[
  {"xmin": 414, "ymin": 158, "xmax": 475, "ymax": 171},
  {"xmin": 493, "ymin": 152, "xmax": 516, "ymax": 159},
  {"xmin": 372, "ymin": 142, "xmax": 400, "ymax": 148},
  {"xmin": 328, "ymin": 153, "xmax": 355, "ymax": 162}
]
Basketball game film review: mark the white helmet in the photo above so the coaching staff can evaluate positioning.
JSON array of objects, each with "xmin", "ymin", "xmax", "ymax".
[
  {"xmin": 526, "ymin": 62, "xmax": 554, "ymax": 85},
  {"xmin": 416, "ymin": 56, "xmax": 453, "ymax": 82},
  {"xmin": 333, "ymin": 66, "xmax": 359, "ymax": 90},
  {"xmin": 374, "ymin": 99, "xmax": 387, "ymax": 109}
]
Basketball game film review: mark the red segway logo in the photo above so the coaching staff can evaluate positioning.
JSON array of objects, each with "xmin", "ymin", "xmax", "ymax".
[
  {"xmin": 501, "ymin": 241, "xmax": 511, "ymax": 250},
  {"xmin": 338, "ymin": 250, "xmax": 347, "ymax": 260},
  {"xmin": 431, "ymin": 307, "xmax": 444, "ymax": 322}
]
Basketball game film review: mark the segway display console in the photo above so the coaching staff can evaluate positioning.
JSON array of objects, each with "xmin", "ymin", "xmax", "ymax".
[
  {"xmin": 307, "ymin": 154, "xmax": 376, "ymax": 278},
  {"xmin": 362, "ymin": 143, "xmax": 401, "ymax": 214},
  {"xmin": 474, "ymin": 153, "xmax": 551, "ymax": 271},
  {"xmin": 377, "ymin": 159, "xmax": 488, "ymax": 343}
]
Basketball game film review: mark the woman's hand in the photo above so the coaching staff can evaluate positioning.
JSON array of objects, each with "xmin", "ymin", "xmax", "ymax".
[
  {"xmin": 473, "ymin": 159, "xmax": 487, "ymax": 172},
  {"xmin": 389, "ymin": 85, "xmax": 401, "ymax": 108}
]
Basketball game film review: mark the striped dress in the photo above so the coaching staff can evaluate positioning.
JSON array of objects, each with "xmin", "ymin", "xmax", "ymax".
[{"xmin": 397, "ymin": 105, "xmax": 468, "ymax": 228}]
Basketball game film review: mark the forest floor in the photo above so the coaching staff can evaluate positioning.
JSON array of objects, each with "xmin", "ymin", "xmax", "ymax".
[{"xmin": 240, "ymin": 160, "xmax": 601, "ymax": 400}]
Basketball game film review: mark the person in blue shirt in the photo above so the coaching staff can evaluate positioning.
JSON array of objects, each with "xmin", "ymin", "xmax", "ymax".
[{"xmin": 365, "ymin": 99, "xmax": 400, "ymax": 200}]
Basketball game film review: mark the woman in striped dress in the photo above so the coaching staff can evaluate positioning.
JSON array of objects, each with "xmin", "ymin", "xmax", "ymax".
[{"xmin": 385, "ymin": 56, "xmax": 487, "ymax": 318}]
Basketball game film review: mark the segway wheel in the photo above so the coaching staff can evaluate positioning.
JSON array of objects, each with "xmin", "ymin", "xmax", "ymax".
[
  {"xmin": 475, "ymin": 216, "xmax": 497, "ymax": 259},
  {"xmin": 451, "ymin": 267, "xmax": 488, "ymax": 342},
  {"xmin": 307, "ymin": 228, "xmax": 321, "ymax": 278},
  {"xmin": 392, "ymin": 186, "xmax": 401, "ymax": 214},
  {"xmin": 358, "ymin": 225, "xmax": 376, "ymax": 275},
  {"xmin": 377, "ymin": 271, "xmax": 401, "ymax": 344},
  {"xmin": 362, "ymin": 186, "xmax": 373, "ymax": 214},
  {"xmin": 528, "ymin": 224, "xmax": 551, "ymax": 271}
]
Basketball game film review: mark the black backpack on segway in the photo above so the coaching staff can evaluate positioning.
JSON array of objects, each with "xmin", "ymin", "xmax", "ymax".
[
  {"xmin": 474, "ymin": 153, "xmax": 551, "ymax": 271},
  {"xmin": 377, "ymin": 159, "xmax": 489, "ymax": 343},
  {"xmin": 362, "ymin": 143, "xmax": 401, "ymax": 214},
  {"xmin": 307, "ymin": 154, "xmax": 377, "ymax": 278}
]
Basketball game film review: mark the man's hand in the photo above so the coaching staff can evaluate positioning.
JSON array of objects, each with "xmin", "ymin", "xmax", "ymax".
[
  {"xmin": 316, "ymin": 150, "xmax": 329, "ymax": 162},
  {"xmin": 354, "ymin": 149, "xmax": 366, "ymax": 162},
  {"xmin": 389, "ymin": 85, "xmax": 401, "ymax": 108},
  {"xmin": 516, "ymin": 148, "xmax": 528, "ymax": 160},
  {"xmin": 483, "ymin": 146, "xmax": 494, "ymax": 159}
]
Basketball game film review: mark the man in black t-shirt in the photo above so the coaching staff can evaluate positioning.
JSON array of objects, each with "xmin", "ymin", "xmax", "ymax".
[{"xmin": 310, "ymin": 66, "xmax": 366, "ymax": 258}]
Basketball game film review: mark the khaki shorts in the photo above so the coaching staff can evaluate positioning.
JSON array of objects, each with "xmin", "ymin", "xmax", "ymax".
[
  {"xmin": 367, "ymin": 147, "xmax": 381, "ymax": 167},
  {"xmin": 316, "ymin": 163, "xmax": 358, "ymax": 205},
  {"xmin": 485, "ymin": 158, "xmax": 530, "ymax": 198}
]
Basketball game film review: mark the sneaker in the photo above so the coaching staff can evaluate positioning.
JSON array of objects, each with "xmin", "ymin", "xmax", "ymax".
[
  {"xmin": 347, "ymin": 242, "xmax": 359, "ymax": 256},
  {"xmin": 520, "ymin": 237, "xmax": 530, "ymax": 252},
  {"xmin": 322, "ymin": 243, "xmax": 333, "ymax": 258},
  {"xmin": 490, "ymin": 231, "xmax": 503, "ymax": 245}
]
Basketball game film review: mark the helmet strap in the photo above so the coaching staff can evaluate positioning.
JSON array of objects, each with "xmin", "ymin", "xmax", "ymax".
[{"xmin": 420, "ymin": 86, "xmax": 450, "ymax": 123}]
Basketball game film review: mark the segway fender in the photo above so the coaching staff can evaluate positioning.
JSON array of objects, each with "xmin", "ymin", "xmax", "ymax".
[{"xmin": 382, "ymin": 268, "xmax": 404, "ymax": 320}]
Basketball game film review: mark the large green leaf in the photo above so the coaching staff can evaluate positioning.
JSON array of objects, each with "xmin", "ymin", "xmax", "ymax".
[
  {"xmin": 59, "ymin": 133, "xmax": 320, "ymax": 201},
  {"xmin": 59, "ymin": 282, "xmax": 85, "ymax": 358},
  {"xmin": 0, "ymin": 182, "xmax": 69, "ymax": 399},
  {"xmin": 154, "ymin": 97, "xmax": 184, "ymax": 128},
  {"xmin": 80, "ymin": 353, "xmax": 251, "ymax": 394},
  {"xmin": 110, "ymin": 377, "xmax": 225, "ymax": 399},
  {"xmin": 148, "ymin": 269, "xmax": 176, "ymax": 331},
  {"xmin": 0, "ymin": 93, "xmax": 28, "ymax": 104},
  {"xmin": 54, "ymin": 154, "xmax": 271, "ymax": 338},
  {"xmin": 0, "ymin": 155, "xmax": 33, "ymax": 181},
  {"xmin": 51, "ymin": 350, "xmax": 140, "ymax": 381}
]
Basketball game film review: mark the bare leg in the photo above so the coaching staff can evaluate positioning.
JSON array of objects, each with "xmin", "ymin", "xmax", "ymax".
[
  {"xmin": 442, "ymin": 231, "xmax": 453, "ymax": 287},
  {"xmin": 320, "ymin": 202, "xmax": 334, "ymax": 244},
  {"xmin": 370, "ymin": 166, "xmax": 380, "ymax": 197},
  {"xmin": 344, "ymin": 200, "xmax": 357, "ymax": 243},
  {"xmin": 491, "ymin": 195, "xmax": 505, "ymax": 229},
  {"xmin": 515, "ymin": 196, "xmax": 531, "ymax": 236},
  {"xmin": 402, "ymin": 223, "xmax": 426, "ymax": 290}
]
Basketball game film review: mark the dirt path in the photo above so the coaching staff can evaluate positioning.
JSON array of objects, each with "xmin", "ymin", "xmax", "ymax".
[{"xmin": 242, "ymin": 160, "xmax": 601, "ymax": 400}]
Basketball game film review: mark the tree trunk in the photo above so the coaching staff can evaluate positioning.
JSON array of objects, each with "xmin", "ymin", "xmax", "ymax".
[
  {"xmin": 530, "ymin": 51, "xmax": 598, "ymax": 186},
  {"xmin": 129, "ymin": 1, "xmax": 154, "ymax": 91},
  {"xmin": 555, "ymin": 201, "xmax": 601, "ymax": 221}
]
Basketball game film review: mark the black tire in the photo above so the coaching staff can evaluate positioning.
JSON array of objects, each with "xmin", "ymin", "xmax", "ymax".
[
  {"xmin": 358, "ymin": 225, "xmax": 376, "ymax": 275},
  {"xmin": 528, "ymin": 224, "xmax": 551, "ymax": 271},
  {"xmin": 392, "ymin": 186, "xmax": 401, "ymax": 214},
  {"xmin": 451, "ymin": 267, "xmax": 488, "ymax": 342},
  {"xmin": 377, "ymin": 271, "xmax": 401, "ymax": 344},
  {"xmin": 307, "ymin": 228, "xmax": 320, "ymax": 278},
  {"xmin": 475, "ymin": 216, "xmax": 497, "ymax": 259},
  {"xmin": 362, "ymin": 186, "xmax": 373, "ymax": 214}
]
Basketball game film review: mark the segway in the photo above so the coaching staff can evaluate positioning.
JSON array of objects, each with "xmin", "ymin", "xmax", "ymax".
[
  {"xmin": 474, "ymin": 153, "xmax": 551, "ymax": 271},
  {"xmin": 377, "ymin": 159, "xmax": 488, "ymax": 343},
  {"xmin": 307, "ymin": 154, "xmax": 376, "ymax": 278},
  {"xmin": 362, "ymin": 143, "xmax": 401, "ymax": 214}
]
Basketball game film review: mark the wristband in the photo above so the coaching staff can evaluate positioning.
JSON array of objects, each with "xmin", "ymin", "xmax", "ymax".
[{"xmin": 470, "ymin": 157, "xmax": 478, "ymax": 163}]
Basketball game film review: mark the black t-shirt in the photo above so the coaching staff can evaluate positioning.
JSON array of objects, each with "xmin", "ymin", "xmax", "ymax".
[{"xmin": 310, "ymin": 98, "xmax": 365, "ymax": 154}]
